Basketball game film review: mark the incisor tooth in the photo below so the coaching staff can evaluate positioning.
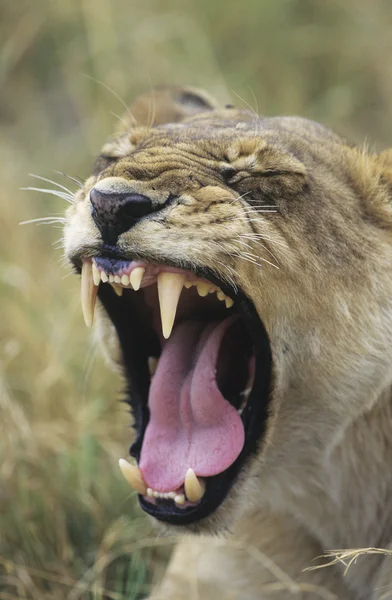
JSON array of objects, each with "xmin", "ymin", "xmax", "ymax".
[
  {"xmin": 184, "ymin": 281, "xmax": 193, "ymax": 289},
  {"xmin": 225, "ymin": 297, "xmax": 234, "ymax": 309},
  {"xmin": 118, "ymin": 459, "xmax": 147, "ymax": 495},
  {"xmin": 157, "ymin": 272, "xmax": 185, "ymax": 339},
  {"xmin": 130, "ymin": 267, "xmax": 145, "ymax": 291},
  {"xmin": 217, "ymin": 290, "xmax": 225, "ymax": 301},
  {"xmin": 101, "ymin": 271, "xmax": 108, "ymax": 283},
  {"xmin": 92, "ymin": 262, "xmax": 101, "ymax": 287},
  {"xmin": 174, "ymin": 494, "xmax": 185, "ymax": 506},
  {"xmin": 121, "ymin": 274, "xmax": 130, "ymax": 286},
  {"xmin": 81, "ymin": 261, "xmax": 98, "ymax": 327},
  {"xmin": 114, "ymin": 275, "xmax": 121, "ymax": 284},
  {"xmin": 184, "ymin": 468, "xmax": 206, "ymax": 503}
]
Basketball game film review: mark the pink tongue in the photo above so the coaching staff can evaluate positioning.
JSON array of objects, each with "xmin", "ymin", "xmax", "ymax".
[{"xmin": 139, "ymin": 317, "xmax": 245, "ymax": 492}]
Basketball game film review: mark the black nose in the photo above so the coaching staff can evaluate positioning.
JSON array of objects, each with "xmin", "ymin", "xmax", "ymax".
[{"xmin": 90, "ymin": 188, "xmax": 154, "ymax": 243}]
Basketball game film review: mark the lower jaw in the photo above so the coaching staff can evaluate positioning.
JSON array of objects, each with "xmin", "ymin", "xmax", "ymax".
[{"xmin": 97, "ymin": 271, "xmax": 273, "ymax": 525}]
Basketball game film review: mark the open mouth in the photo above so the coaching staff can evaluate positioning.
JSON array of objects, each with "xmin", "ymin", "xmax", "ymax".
[{"xmin": 79, "ymin": 254, "xmax": 272, "ymax": 525}]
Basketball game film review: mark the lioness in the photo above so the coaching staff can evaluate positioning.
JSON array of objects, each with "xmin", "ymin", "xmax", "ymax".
[{"xmin": 64, "ymin": 86, "xmax": 392, "ymax": 599}]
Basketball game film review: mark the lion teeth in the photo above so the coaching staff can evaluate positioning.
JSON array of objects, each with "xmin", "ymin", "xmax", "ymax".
[
  {"xmin": 118, "ymin": 459, "xmax": 148, "ymax": 495},
  {"xmin": 174, "ymin": 494, "xmax": 185, "ymax": 506},
  {"xmin": 157, "ymin": 272, "xmax": 185, "ymax": 339},
  {"xmin": 196, "ymin": 281, "xmax": 210, "ymax": 297},
  {"xmin": 225, "ymin": 297, "xmax": 234, "ymax": 308},
  {"xmin": 146, "ymin": 488, "xmax": 180, "ymax": 500},
  {"xmin": 130, "ymin": 267, "xmax": 145, "ymax": 291},
  {"xmin": 111, "ymin": 284, "xmax": 123, "ymax": 297},
  {"xmin": 148, "ymin": 356, "xmax": 158, "ymax": 376},
  {"xmin": 184, "ymin": 468, "xmax": 206, "ymax": 502},
  {"xmin": 87, "ymin": 263, "xmax": 235, "ymax": 312},
  {"xmin": 81, "ymin": 261, "xmax": 98, "ymax": 327},
  {"xmin": 143, "ymin": 472, "xmax": 205, "ymax": 506},
  {"xmin": 92, "ymin": 262, "xmax": 101, "ymax": 287}
]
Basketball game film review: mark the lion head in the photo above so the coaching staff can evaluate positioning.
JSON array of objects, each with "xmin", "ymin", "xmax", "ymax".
[{"xmin": 64, "ymin": 86, "xmax": 392, "ymax": 531}]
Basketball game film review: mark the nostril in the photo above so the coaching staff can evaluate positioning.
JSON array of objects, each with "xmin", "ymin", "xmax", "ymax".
[{"xmin": 118, "ymin": 194, "xmax": 153, "ymax": 220}]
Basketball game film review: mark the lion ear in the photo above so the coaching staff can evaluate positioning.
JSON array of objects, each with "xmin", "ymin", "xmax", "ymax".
[{"xmin": 127, "ymin": 85, "xmax": 220, "ymax": 127}]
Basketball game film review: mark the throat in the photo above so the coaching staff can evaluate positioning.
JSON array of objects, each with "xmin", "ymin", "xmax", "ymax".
[{"xmin": 139, "ymin": 317, "xmax": 247, "ymax": 492}]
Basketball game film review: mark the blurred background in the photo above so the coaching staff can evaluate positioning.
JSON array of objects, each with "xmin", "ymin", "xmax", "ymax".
[{"xmin": 1, "ymin": 0, "xmax": 392, "ymax": 597}]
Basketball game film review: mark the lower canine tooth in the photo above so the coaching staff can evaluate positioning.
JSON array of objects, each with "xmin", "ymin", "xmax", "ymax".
[
  {"xmin": 111, "ymin": 284, "xmax": 123, "ymax": 297},
  {"xmin": 81, "ymin": 261, "xmax": 98, "ymax": 327},
  {"xmin": 118, "ymin": 459, "xmax": 147, "ymax": 495},
  {"xmin": 157, "ymin": 272, "xmax": 185, "ymax": 339},
  {"xmin": 184, "ymin": 468, "xmax": 206, "ymax": 503}
]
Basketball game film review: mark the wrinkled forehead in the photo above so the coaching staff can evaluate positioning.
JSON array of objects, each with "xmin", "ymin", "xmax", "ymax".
[{"xmin": 97, "ymin": 110, "xmax": 342, "ymax": 175}]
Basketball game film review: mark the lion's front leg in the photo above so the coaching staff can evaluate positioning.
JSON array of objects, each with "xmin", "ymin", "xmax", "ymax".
[{"xmin": 147, "ymin": 513, "xmax": 352, "ymax": 600}]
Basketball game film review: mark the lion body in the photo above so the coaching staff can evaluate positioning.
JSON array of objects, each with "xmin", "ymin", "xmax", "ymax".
[{"xmin": 65, "ymin": 86, "xmax": 392, "ymax": 599}]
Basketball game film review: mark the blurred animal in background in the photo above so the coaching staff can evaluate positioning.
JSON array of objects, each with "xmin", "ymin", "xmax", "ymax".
[{"xmin": 64, "ymin": 86, "xmax": 392, "ymax": 599}]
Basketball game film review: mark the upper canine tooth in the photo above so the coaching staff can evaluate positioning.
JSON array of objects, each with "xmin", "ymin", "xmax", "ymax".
[
  {"xmin": 118, "ymin": 459, "xmax": 148, "ymax": 496},
  {"xmin": 130, "ymin": 267, "xmax": 145, "ymax": 291},
  {"xmin": 184, "ymin": 468, "xmax": 206, "ymax": 503},
  {"xmin": 196, "ymin": 281, "xmax": 210, "ymax": 297},
  {"xmin": 157, "ymin": 272, "xmax": 185, "ymax": 339},
  {"xmin": 81, "ymin": 261, "xmax": 98, "ymax": 327},
  {"xmin": 92, "ymin": 262, "xmax": 101, "ymax": 287}
]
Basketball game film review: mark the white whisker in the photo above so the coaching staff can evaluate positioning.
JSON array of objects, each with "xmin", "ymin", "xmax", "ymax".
[
  {"xmin": 28, "ymin": 173, "xmax": 74, "ymax": 196},
  {"xmin": 20, "ymin": 216, "xmax": 67, "ymax": 225},
  {"xmin": 21, "ymin": 186, "xmax": 74, "ymax": 204},
  {"xmin": 53, "ymin": 170, "xmax": 83, "ymax": 188}
]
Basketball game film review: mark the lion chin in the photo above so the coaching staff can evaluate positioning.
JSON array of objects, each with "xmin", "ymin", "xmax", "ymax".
[{"xmin": 64, "ymin": 85, "xmax": 392, "ymax": 599}]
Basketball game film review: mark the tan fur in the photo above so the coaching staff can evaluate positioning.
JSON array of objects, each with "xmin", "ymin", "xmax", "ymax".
[{"xmin": 65, "ymin": 87, "xmax": 392, "ymax": 599}]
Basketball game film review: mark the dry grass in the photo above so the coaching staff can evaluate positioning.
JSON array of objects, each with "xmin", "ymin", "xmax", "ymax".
[{"xmin": 1, "ymin": 0, "xmax": 392, "ymax": 597}]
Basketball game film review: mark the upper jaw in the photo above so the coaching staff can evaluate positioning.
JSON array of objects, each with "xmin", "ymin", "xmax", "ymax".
[{"xmin": 81, "ymin": 257, "xmax": 236, "ymax": 332}]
